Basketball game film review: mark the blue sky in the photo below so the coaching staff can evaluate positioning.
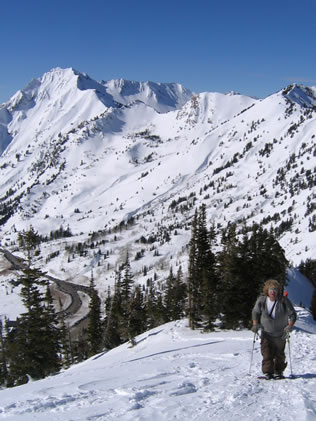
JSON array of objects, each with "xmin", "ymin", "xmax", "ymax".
[{"xmin": 1, "ymin": 0, "xmax": 316, "ymax": 103}]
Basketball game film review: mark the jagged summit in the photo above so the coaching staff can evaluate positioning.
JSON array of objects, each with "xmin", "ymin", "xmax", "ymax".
[
  {"xmin": 8, "ymin": 66, "xmax": 118, "ymax": 112},
  {"xmin": 0, "ymin": 68, "xmax": 193, "ymax": 155},
  {"xmin": 103, "ymin": 78, "xmax": 192, "ymax": 113},
  {"xmin": 282, "ymin": 83, "xmax": 316, "ymax": 108},
  {"xmin": 0, "ymin": 68, "xmax": 110, "ymax": 156}
]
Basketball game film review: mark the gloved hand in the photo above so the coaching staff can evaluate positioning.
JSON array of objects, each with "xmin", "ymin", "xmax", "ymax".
[
  {"xmin": 282, "ymin": 325, "xmax": 293, "ymax": 339},
  {"xmin": 251, "ymin": 324, "xmax": 259, "ymax": 333}
]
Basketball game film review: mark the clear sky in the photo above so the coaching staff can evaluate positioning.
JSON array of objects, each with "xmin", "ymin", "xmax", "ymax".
[{"xmin": 1, "ymin": 0, "xmax": 316, "ymax": 103}]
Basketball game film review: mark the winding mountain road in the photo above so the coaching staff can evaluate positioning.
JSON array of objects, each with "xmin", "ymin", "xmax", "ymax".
[{"xmin": 0, "ymin": 247, "xmax": 91, "ymax": 322}]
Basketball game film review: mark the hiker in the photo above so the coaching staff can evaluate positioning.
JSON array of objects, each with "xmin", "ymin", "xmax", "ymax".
[{"xmin": 251, "ymin": 279, "xmax": 297, "ymax": 379}]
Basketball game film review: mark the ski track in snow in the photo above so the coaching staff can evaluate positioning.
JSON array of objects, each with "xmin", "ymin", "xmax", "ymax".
[{"xmin": 0, "ymin": 312, "xmax": 316, "ymax": 421}]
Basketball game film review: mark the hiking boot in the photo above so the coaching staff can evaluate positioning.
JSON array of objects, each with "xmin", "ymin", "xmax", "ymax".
[{"xmin": 274, "ymin": 362, "xmax": 287, "ymax": 379}]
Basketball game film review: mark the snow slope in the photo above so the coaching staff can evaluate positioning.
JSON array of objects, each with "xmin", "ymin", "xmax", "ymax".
[
  {"xmin": 0, "ymin": 241, "xmax": 315, "ymax": 420},
  {"xmin": 0, "ymin": 273, "xmax": 315, "ymax": 420},
  {"xmin": 0, "ymin": 308, "xmax": 315, "ymax": 421}
]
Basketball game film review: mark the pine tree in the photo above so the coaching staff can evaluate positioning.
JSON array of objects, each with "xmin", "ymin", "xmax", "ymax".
[
  {"xmin": 8, "ymin": 267, "xmax": 46, "ymax": 385},
  {"xmin": 164, "ymin": 266, "xmax": 186, "ymax": 321},
  {"xmin": 144, "ymin": 282, "xmax": 165, "ymax": 329},
  {"xmin": 87, "ymin": 272, "xmax": 103, "ymax": 356},
  {"xmin": 187, "ymin": 209, "xmax": 199, "ymax": 329},
  {"xmin": 6, "ymin": 267, "xmax": 61, "ymax": 386},
  {"xmin": 120, "ymin": 253, "xmax": 137, "ymax": 343},
  {"xmin": 41, "ymin": 284, "xmax": 62, "ymax": 374},
  {"xmin": 187, "ymin": 205, "xmax": 217, "ymax": 329},
  {"xmin": 104, "ymin": 272, "xmax": 123, "ymax": 349},
  {"xmin": 128, "ymin": 285, "xmax": 146, "ymax": 346},
  {"xmin": 121, "ymin": 252, "xmax": 134, "ymax": 308},
  {"xmin": 174, "ymin": 266, "xmax": 187, "ymax": 319},
  {"xmin": 17, "ymin": 226, "xmax": 40, "ymax": 266},
  {"xmin": 217, "ymin": 223, "xmax": 243, "ymax": 329},
  {"xmin": 197, "ymin": 204, "xmax": 217, "ymax": 330},
  {"xmin": 164, "ymin": 267, "xmax": 177, "ymax": 322},
  {"xmin": 255, "ymin": 225, "xmax": 288, "ymax": 285}
]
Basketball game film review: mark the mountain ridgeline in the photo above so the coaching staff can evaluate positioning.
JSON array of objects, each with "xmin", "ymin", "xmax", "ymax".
[{"xmin": 0, "ymin": 67, "xmax": 315, "ymax": 294}]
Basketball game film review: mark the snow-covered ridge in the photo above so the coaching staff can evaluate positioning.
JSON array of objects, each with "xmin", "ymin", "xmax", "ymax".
[
  {"xmin": 103, "ymin": 78, "xmax": 192, "ymax": 113},
  {"xmin": 0, "ymin": 67, "xmax": 315, "ymax": 303},
  {"xmin": 0, "ymin": 67, "xmax": 193, "ymax": 155},
  {"xmin": 282, "ymin": 83, "xmax": 316, "ymax": 108}
]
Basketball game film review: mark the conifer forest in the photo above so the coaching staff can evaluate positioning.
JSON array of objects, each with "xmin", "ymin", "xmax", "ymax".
[{"xmin": 0, "ymin": 205, "xmax": 315, "ymax": 388}]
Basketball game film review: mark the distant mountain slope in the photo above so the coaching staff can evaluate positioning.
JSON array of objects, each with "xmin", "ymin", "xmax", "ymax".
[
  {"xmin": 0, "ymin": 68, "xmax": 315, "ymax": 295},
  {"xmin": 103, "ymin": 78, "xmax": 192, "ymax": 113},
  {"xmin": 0, "ymin": 67, "xmax": 192, "ymax": 155}
]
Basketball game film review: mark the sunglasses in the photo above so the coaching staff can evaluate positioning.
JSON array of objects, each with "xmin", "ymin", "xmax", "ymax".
[{"xmin": 268, "ymin": 288, "xmax": 278, "ymax": 292}]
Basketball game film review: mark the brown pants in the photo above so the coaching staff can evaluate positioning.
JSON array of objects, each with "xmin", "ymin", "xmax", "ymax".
[{"xmin": 261, "ymin": 332, "xmax": 287, "ymax": 374}]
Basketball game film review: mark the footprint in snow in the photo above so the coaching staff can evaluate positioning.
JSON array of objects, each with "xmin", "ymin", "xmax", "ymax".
[{"xmin": 170, "ymin": 382, "xmax": 197, "ymax": 396}]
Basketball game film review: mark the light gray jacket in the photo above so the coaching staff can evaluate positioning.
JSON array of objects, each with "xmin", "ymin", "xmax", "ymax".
[{"xmin": 252, "ymin": 295, "xmax": 297, "ymax": 337}]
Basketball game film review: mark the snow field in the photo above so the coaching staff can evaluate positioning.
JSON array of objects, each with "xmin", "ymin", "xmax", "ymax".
[{"xmin": 0, "ymin": 313, "xmax": 315, "ymax": 421}]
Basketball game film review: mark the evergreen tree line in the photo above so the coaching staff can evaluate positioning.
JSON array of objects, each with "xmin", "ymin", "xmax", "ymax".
[
  {"xmin": 101, "ymin": 253, "xmax": 187, "ymax": 350},
  {"xmin": 187, "ymin": 204, "xmax": 289, "ymax": 330},
  {"xmin": 0, "ymin": 209, "xmax": 304, "ymax": 387},
  {"xmin": 88, "ymin": 205, "xmax": 290, "ymax": 352}
]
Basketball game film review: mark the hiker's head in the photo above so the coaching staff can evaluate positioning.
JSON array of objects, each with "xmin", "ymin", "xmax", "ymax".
[{"xmin": 263, "ymin": 279, "xmax": 281, "ymax": 300}]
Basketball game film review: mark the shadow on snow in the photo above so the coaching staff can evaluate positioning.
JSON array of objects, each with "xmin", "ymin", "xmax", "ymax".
[{"xmin": 124, "ymin": 340, "xmax": 223, "ymax": 363}]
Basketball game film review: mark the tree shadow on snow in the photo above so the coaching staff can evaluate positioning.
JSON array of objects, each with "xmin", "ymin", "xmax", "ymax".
[
  {"xmin": 124, "ymin": 341, "xmax": 223, "ymax": 363},
  {"xmin": 135, "ymin": 329, "xmax": 164, "ymax": 346}
]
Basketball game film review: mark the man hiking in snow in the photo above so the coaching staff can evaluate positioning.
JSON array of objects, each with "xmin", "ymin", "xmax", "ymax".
[{"xmin": 251, "ymin": 279, "xmax": 297, "ymax": 379}]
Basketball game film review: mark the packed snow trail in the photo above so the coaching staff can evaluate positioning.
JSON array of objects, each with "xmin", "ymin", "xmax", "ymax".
[{"xmin": 0, "ymin": 310, "xmax": 316, "ymax": 421}]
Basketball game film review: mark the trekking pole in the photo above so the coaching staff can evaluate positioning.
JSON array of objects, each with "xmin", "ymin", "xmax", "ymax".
[
  {"xmin": 287, "ymin": 335, "xmax": 293, "ymax": 377},
  {"xmin": 248, "ymin": 331, "xmax": 258, "ymax": 375}
]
